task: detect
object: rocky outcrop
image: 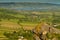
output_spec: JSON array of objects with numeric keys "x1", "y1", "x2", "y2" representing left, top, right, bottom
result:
[{"x1": 32, "y1": 22, "x2": 60, "y2": 40}]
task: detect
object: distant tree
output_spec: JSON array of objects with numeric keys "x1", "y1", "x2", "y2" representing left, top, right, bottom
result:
[
  {"x1": 0, "y1": 19, "x2": 2, "y2": 21},
  {"x1": 17, "y1": 19, "x2": 21, "y2": 25}
]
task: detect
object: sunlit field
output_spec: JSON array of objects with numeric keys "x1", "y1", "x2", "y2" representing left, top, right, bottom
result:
[{"x1": 0, "y1": 8, "x2": 60, "y2": 40}]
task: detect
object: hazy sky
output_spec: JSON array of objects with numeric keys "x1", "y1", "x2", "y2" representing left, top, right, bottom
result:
[{"x1": 0, "y1": 0, "x2": 60, "y2": 4}]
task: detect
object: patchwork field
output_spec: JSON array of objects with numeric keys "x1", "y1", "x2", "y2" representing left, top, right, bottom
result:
[{"x1": 0, "y1": 8, "x2": 60, "y2": 40}]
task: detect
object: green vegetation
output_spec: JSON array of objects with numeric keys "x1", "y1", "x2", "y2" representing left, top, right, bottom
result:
[
  {"x1": 4, "y1": 28, "x2": 34, "y2": 40},
  {"x1": 0, "y1": 8, "x2": 60, "y2": 40},
  {"x1": 46, "y1": 33, "x2": 60, "y2": 40}
]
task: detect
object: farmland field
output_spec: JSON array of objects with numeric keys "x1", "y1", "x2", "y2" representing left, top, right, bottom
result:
[{"x1": 0, "y1": 8, "x2": 60, "y2": 40}]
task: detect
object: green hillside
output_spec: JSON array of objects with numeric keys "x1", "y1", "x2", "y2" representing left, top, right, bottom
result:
[{"x1": 0, "y1": 8, "x2": 60, "y2": 40}]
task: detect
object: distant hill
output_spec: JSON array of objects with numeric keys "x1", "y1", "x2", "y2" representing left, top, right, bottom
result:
[{"x1": 0, "y1": 2, "x2": 60, "y2": 11}]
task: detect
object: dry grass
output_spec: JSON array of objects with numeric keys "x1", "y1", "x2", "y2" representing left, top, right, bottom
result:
[{"x1": 0, "y1": 20, "x2": 37, "y2": 30}]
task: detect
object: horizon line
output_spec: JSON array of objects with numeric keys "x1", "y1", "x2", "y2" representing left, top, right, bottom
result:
[{"x1": 0, "y1": 2, "x2": 60, "y2": 4}]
